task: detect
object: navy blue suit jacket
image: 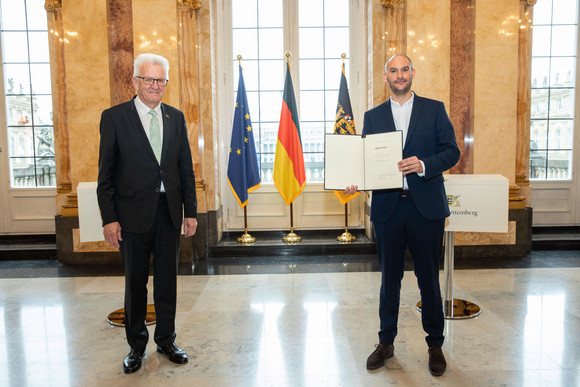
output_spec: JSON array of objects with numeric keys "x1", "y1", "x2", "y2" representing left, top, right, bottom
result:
[
  {"x1": 97, "y1": 97, "x2": 197, "y2": 233},
  {"x1": 363, "y1": 94, "x2": 460, "y2": 222}
]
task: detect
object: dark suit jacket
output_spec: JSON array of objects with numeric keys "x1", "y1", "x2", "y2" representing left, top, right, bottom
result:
[
  {"x1": 363, "y1": 94, "x2": 460, "y2": 222},
  {"x1": 97, "y1": 97, "x2": 197, "y2": 233}
]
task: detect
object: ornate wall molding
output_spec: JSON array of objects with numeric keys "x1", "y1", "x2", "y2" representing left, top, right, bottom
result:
[
  {"x1": 525, "y1": 0, "x2": 537, "y2": 5},
  {"x1": 177, "y1": 0, "x2": 201, "y2": 11},
  {"x1": 44, "y1": 0, "x2": 62, "y2": 12},
  {"x1": 381, "y1": 0, "x2": 406, "y2": 8}
]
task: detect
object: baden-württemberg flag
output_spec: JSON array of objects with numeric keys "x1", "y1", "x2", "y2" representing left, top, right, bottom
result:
[
  {"x1": 273, "y1": 62, "x2": 306, "y2": 205},
  {"x1": 227, "y1": 64, "x2": 261, "y2": 208},
  {"x1": 334, "y1": 62, "x2": 360, "y2": 204}
]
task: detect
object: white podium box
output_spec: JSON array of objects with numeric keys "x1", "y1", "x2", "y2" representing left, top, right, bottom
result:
[
  {"x1": 418, "y1": 174, "x2": 509, "y2": 320},
  {"x1": 77, "y1": 182, "x2": 104, "y2": 242},
  {"x1": 444, "y1": 174, "x2": 509, "y2": 233}
]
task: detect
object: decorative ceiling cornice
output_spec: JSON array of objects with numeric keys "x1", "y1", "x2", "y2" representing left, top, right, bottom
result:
[
  {"x1": 381, "y1": 0, "x2": 406, "y2": 8},
  {"x1": 44, "y1": 0, "x2": 62, "y2": 12},
  {"x1": 177, "y1": 0, "x2": 202, "y2": 11}
]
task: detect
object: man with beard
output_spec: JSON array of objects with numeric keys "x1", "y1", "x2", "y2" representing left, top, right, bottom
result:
[{"x1": 344, "y1": 54, "x2": 460, "y2": 376}]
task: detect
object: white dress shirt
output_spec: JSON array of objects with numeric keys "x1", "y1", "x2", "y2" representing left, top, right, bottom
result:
[
  {"x1": 390, "y1": 92, "x2": 425, "y2": 189},
  {"x1": 134, "y1": 96, "x2": 165, "y2": 192}
]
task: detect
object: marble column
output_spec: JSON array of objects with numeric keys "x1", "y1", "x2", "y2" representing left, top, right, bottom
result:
[
  {"x1": 449, "y1": 0, "x2": 475, "y2": 174},
  {"x1": 514, "y1": 0, "x2": 536, "y2": 208},
  {"x1": 106, "y1": 0, "x2": 135, "y2": 105},
  {"x1": 372, "y1": 1, "x2": 407, "y2": 107},
  {"x1": 45, "y1": 0, "x2": 72, "y2": 215}
]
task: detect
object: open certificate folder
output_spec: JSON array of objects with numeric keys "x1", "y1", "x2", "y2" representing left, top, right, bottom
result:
[{"x1": 324, "y1": 131, "x2": 404, "y2": 191}]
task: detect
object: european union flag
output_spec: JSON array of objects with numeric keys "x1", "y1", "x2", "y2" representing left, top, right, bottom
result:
[{"x1": 227, "y1": 65, "x2": 261, "y2": 207}]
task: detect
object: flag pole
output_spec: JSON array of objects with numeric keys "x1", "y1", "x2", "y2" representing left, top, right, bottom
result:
[
  {"x1": 237, "y1": 205, "x2": 256, "y2": 244},
  {"x1": 283, "y1": 202, "x2": 301, "y2": 243},
  {"x1": 335, "y1": 53, "x2": 356, "y2": 243},
  {"x1": 281, "y1": 51, "x2": 301, "y2": 243}
]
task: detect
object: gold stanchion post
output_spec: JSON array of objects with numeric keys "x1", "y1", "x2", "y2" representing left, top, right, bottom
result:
[
  {"x1": 337, "y1": 203, "x2": 356, "y2": 242},
  {"x1": 283, "y1": 202, "x2": 301, "y2": 242},
  {"x1": 237, "y1": 206, "x2": 256, "y2": 244}
]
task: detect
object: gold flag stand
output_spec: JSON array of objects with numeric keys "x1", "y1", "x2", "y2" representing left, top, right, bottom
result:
[
  {"x1": 283, "y1": 202, "x2": 301, "y2": 243},
  {"x1": 237, "y1": 206, "x2": 256, "y2": 244},
  {"x1": 337, "y1": 203, "x2": 356, "y2": 243}
]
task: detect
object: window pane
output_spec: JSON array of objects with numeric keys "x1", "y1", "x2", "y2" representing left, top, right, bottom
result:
[
  {"x1": 549, "y1": 89, "x2": 574, "y2": 118},
  {"x1": 533, "y1": 0, "x2": 552, "y2": 25},
  {"x1": 300, "y1": 90, "x2": 324, "y2": 121},
  {"x1": 530, "y1": 89, "x2": 549, "y2": 119},
  {"x1": 258, "y1": 0, "x2": 282, "y2": 28},
  {"x1": 304, "y1": 153, "x2": 324, "y2": 183},
  {"x1": 324, "y1": 0, "x2": 349, "y2": 27},
  {"x1": 325, "y1": 27, "x2": 349, "y2": 58},
  {"x1": 27, "y1": 31, "x2": 50, "y2": 62},
  {"x1": 26, "y1": 0, "x2": 48, "y2": 30},
  {"x1": 34, "y1": 157, "x2": 56, "y2": 186},
  {"x1": 548, "y1": 119, "x2": 573, "y2": 150},
  {"x1": 4, "y1": 64, "x2": 31, "y2": 94},
  {"x1": 258, "y1": 59, "x2": 284, "y2": 91},
  {"x1": 258, "y1": 28, "x2": 283, "y2": 59},
  {"x1": 325, "y1": 59, "x2": 344, "y2": 90},
  {"x1": 0, "y1": 0, "x2": 26, "y2": 30},
  {"x1": 232, "y1": 0, "x2": 257, "y2": 28},
  {"x1": 551, "y1": 25, "x2": 577, "y2": 56},
  {"x1": 259, "y1": 91, "x2": 283, "y2": 122},
  {"x1": 10, "y1": 157, "x2": 35, "y2": 187},
  {"x1": 300, "y1": 59, "x2": 324, "y2": 90},
  {"x1": 531, "y1": 120, "x2": 548, "y2": 149},
  {"x1": 550, "y1": 57, "x2": 575, "y2": 87},
  {"x1": 31, "y1": 95, "x2": 53, "y2": 125},
  {"x1": 546, "y1": 150, "x2": 572, "y2": 179},
  {"x1": 8, "y1": 127, "x2": 34, "y2": 157},
  {"x1": 299, "y1": 0, "x2": 323, "y2": 27},
  {"x1": 235, "y1": 60, "x2": 259, "y2": 91},
  {"x1": 531, "y1": 57, "x2": 549, "y2": 88},
  {"x1": 35, "y1": 126, "x2": 54, "y2": 157},
  {"x1": 6, "y1": 95, "x2": 33, "y2": 126},
  {"x1": 299, "y1": 28, "x2": 324, "y2": 58},
  {"x1": 530, "y1": 149, "x2": 546, "y2": 179},
  {"x1": 325, "y1": 89, "x2": 339, "y2": 122},
  {"x1": 2, "y1": 32, "x2": 29, "y2": 62},
  {"x1": 233, "y1": 29, "x2": 258, "y2": 59},
  {"x1": 552, "y1": 0, "x2": 577, "y2": 25},
  {"x1": 30, "y1": 63, "x2": 52, "y2": 94},
  {"x1": 532, "y1": 26, "x2": 551, "y2": 57}
]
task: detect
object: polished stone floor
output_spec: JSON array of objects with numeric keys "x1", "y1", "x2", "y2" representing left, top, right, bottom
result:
[{"x1": 1, "y1": 251, "x2": 580, "y2": 386}]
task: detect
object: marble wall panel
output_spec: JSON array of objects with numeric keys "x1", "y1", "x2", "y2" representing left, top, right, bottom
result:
[
  {"x1": 406, "y1": 0, "x2": 451, "y2": 106},
  {"x1": 62, "y1": 1, "x2": 110, "y2": 187},
  {"x1": 474, "y1": 1, "x2": 519, "y2": 183},
  {"x1": 132, "y1": 0, "x2": 180, "y2": 108}
]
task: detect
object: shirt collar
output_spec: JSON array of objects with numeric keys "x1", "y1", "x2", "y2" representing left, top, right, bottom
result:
[
  {"x1": 390, "y1": 91, "x2": 415, "y2": 109},
  {"x1": 134, "y1": 96, "x2": 162, "y2": 116}
]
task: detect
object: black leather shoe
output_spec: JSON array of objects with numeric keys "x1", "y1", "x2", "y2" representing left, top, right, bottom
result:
[
  {"x1": 123, "y1": 348, "x2": 145, "y2": 374},
  {"x1": 157, "y1": 343, "x2": 188, "y2": 364},
  {"x1": 366, "y1": 343, "x2": 394, "y2": 370},
  {"x1": 428, "y1": 346, "x2": 446, "y2": 376}
]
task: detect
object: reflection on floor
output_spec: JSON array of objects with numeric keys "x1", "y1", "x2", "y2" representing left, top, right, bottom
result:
[{"x1": 1, "y1": 250, "x2": 579, "y2": 386}]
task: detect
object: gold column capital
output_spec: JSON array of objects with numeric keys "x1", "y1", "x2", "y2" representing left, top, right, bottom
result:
[
  {"x1": 522, "y1": 0, "x2": 537, "y2": 5},
  {"x1": 178, "y1": 0, "x2": 202, "y2": 11},
  {"x1": 381, "y1": 0, "x2": 406, "y2": 8},
  {"x1": 44, "y1": 0, "x2": 62, "y2": 12}
]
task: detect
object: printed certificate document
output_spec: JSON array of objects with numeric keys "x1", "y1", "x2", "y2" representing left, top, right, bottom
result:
[{"x1": 324, "y1": 131, "x2": 403, "y2": 191}]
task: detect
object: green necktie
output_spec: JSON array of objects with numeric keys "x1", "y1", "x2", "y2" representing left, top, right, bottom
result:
[{"x1": 148, "y1": 109, "x2": 161, "y2": 162}]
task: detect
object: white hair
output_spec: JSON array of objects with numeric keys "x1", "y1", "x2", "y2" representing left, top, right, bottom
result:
[
  {"x1": 384, "y1": 54, "x2": 413, "y2": 73},
  {"x1": 134, "y1": 53, "x2": 169, "y2": 79}
]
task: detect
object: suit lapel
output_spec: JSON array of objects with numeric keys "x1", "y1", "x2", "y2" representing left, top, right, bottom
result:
[
  {"x1": 125, "y1": 98, "x2": 159, "y2": 164},
  {"x1": 405, "y1": 94, "x2": 422, "y2": 147},
  {"x1": 160, "y1": 104, "x2": 172, "y2": 165},
  {"x1": 381, "y1": 100, "x2": 397, "y2": 133}
]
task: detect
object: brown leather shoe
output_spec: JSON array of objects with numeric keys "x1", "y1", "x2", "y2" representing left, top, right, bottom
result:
[
  {"x1": 428, "y1": 346, "x2": 446, "y2": 376},
  {"x1": 366, "y1": 343, "x2": 394, "y2": 370}
]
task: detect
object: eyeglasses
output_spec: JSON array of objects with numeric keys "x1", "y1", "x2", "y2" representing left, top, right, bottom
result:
[{"x1": 136, "y1": 76, "x2": 168, "y2": 86}]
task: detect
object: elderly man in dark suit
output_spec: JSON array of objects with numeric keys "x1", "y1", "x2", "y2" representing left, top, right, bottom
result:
[
  {"x1": 345, "y1": 54, "x2": 460, "y2": 376},
  {"x1": 97, "y1": 53, "x2": 197, "y2": 374}
]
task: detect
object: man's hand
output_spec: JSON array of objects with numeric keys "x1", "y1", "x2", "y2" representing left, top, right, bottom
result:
[
  {"x1": 183, "y1": 217, "x2": 198, "y2": 237},
  {"x1": 344, "y1": 185, "x2": 359, "y2": 195},
  {"x1": 103, "y1": 221, "x2": 122, "y2": 249},
  {"x1": 398, "y1": 156, "x2": 423, "y2": 175}
]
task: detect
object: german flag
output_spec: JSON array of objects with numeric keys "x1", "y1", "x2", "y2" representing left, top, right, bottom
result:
[
  {"x1": 334, "y1": 62, "x2": 360, "y2": 204},
  {"x1": 273, "y1": 62, "x2": 306, "y2": 205}
]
